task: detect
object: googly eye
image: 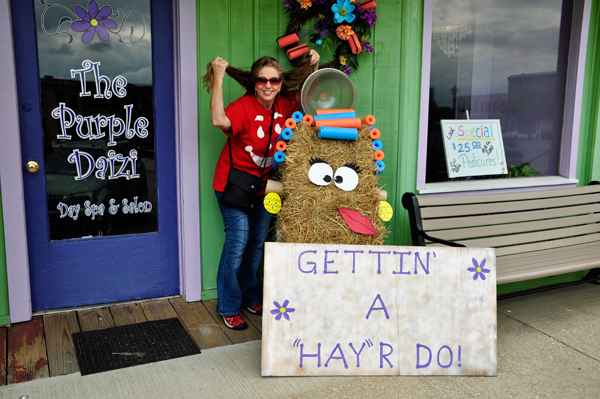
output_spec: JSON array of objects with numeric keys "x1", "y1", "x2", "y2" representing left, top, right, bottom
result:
[
  {"x1": 308, "y1": 162, "x2": 333, "y2": 186},
  {"x1": 334, "y1": 166, "x2": 359, "y2": 191}
]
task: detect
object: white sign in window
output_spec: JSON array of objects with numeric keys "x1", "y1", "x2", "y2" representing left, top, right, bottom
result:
[{"x1": 440, "y1": 119, "x2": 507, "y2": 178}]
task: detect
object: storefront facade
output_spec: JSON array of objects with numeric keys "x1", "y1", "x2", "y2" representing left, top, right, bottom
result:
[{"x1": 1, "y1": 0, "x2": 599, "y2": 324}]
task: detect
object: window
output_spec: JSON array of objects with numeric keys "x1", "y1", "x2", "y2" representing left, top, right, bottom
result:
[{"x1": 418, "y1": 0, "x2": 590, "y2": 191}]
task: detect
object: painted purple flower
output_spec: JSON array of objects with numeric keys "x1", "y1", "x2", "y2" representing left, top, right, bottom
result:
[
  {"x1": 360, "y1": 9, "x2": 377, "y2": 27},
  {"x1": 71, "y1": 1, "x2": 117, "y2": 43},
  {"x1": 282, "y1": 0, "x2": 294, "y2": 10},
  {"x1": 341, "y1": 65, "x2": 352, "y2": 75},
  {"x1": 468, "y1": 258, "x2": 490, "y2": 281},
  {"x1": 364, "y1": 41, "x2": 374, "y2": 53},
  {"x1": 270, "y1": 300, "x2": 295, "y2": 321}
]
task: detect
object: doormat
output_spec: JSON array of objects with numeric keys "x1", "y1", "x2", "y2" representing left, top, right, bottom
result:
[{"x1": 72, "y1": 318, "x2": 200, "y2": 375}]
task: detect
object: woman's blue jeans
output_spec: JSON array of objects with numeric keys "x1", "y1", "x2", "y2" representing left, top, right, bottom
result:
[{"x1": 214, "y1": 191, "x2": 271, "y2": 316}]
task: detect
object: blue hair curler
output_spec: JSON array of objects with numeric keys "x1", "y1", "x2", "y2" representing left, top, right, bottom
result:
[
  {"x1": 372, "y1": 140, "x2": 383, "y2": 150},
  {"x1": 318, "y1": 126, "x2": 358, "y2": 141},
  {"x1": 273, "y1": 151, "x2": 286, "y2": 171},
  {"x1": 369, "y1": 125, "x2": 375, "y2": 130},
  {"x1": 278, "y1": 128, "x2": 293, "y2": 142},
  {"x1": 375, "y1": 160, "x2": 385, "y2": 174},
  {"x1": 292, "y1": 111, "x2": 303, "y2": 123},
  {"x1": 313, "y1": 112, "x2": 357, "y2": 120}
]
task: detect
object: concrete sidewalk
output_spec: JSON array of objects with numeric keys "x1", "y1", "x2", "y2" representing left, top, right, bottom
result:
[{"x1": 2, "y1": 283, "x2": 599, "y2": 399}]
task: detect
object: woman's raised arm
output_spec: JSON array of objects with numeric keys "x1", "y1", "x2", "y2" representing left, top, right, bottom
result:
[{"x1": 210, "y1": 57, "x2": 233, "y2": 131}]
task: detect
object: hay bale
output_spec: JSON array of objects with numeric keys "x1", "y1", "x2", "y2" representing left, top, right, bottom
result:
[{"x1": 277, "y1": 123, "x2": 388, "y2": 245}]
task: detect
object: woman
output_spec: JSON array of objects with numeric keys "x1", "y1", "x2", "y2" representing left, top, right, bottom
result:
[{"x1": 203, "y1": 50, "x2": 320, "y2": 330}]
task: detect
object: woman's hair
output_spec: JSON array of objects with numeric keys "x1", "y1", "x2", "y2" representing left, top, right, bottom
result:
[{"x1": 202, "y1": 55, "x2": 315, "y2": 95}]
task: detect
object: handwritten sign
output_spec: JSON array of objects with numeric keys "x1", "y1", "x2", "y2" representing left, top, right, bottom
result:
[
  {"x1": 440, "y1": 119, "x2": 507, "y2": 178},
  {"x1": 262, "y1": 243, "x2": 497, "y2": 376}
]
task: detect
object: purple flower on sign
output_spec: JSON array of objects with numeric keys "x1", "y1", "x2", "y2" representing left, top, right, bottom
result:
[
  {"x1": 270, "y1": 300, "x2": 295, "y2": 321},
  {"x1": 364, "y1": 41, "x2": 374, "y2": 53},
  {"x1": 71, "y1": 1, "x2": 118, "y2": 43},
  {"x1": 468, "y1": 258, "x2": 490, "y2": 281}
]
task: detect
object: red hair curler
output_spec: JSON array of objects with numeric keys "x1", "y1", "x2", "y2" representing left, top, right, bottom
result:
[
  {"x1": 285, "y1": 118, "x2": 297, "y2": 129},
  {"x1": 314, "y1": 118, "x2": 362, "y2": 129},
  {"x1": 277, "y1": 33, "x2": 299, "y2": 48},
  {"x1": 287, "y1": 44, "x2": 309, "y2": 60},
  {"x1": 303, "y1": 114, "x2": 314, "y2": 126},
  {"x1": 349, "y1": 33, "x2": 363, "y2": 55},
  {"x1": 316, "y1": 109, "x2": 355, "y2": 115},
  {"x1": 369, "y1": 128, "x2": 381, "y2": 140},
  {"x1": 374, "y1": 150, "x2": 385, "y2": 161},
  {"x1": 360, "y1": 0, "x2": 377, "y2": 10},
  {"x1": 362, "y1": 115, "x2": 376, "y2": 126},
  {"x1": 276, "y1": 141, "x2": 287, "y2": 152}
]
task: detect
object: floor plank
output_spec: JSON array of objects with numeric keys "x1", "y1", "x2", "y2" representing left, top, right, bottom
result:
[
  {"x1": 43, "y1": 312, "x2": 80, "y2": 377},
  {"x1": 0, "y1": 327, "x2": 6, "y2": 386},
  {"x1": 202, "y1": 300, "x2": 261, "y2": 344},
  {"x1": 139, "y1": 299, "x2": 178, "y2": 321},
  {"x1": 7, "y1": 317, "x2": 49, "y2": 384},
  {"x1": 77, "y1": 307, "x2": 115, "y2": 332},
  {"x1": 110, "y1": 303, "x2": 148, "y2": 326},
  {"x1": 169, "y1": 298, "x2": 232, "y2": 350}
]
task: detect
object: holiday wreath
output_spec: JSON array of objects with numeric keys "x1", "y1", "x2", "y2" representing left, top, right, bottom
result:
[{"x1": 280, "y1": 0, "x2": 377, "y2": 74}]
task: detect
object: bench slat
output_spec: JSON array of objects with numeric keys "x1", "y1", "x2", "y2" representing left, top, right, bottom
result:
[
  {"x1": 499, "y1": 241, "x2": 600, "y2": 266},
  {"x1": 452, "y1": 223, "x2": 600, "y2": 249},
  {"x1": 417, "y1": 184, "x2": 600, "y2": 207},
  {"x1": 493, "y1": 234, "x2": 600, "y2": 256},
  {"x1": 426, "y1": 213, "x2": 600, "y2": 241},
  {"x1": 422, "y1": 203, "x2": 600, "y2": 230},
  {"x1": 420, "y1": 192, "x2": 600, "y2": 219},
  {"x1": 497, "y1": 258, "x2": 600, "y2": 284}
]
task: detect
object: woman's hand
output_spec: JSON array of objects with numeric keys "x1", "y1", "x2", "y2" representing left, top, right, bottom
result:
[
  {"x1": 211, "y1": 57, "x2": 229, "y2": 82},
  {"x1": 308, "y1": 49, "x2": 320, "y2": 72}
]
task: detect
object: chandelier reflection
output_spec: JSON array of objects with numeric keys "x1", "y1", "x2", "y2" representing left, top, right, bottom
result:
[{"x1": 432, "y1": 26, "x2": 471, "y2": 56}]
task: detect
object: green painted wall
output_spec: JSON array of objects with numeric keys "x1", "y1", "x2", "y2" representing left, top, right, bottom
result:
[
  {"x1": 196, "y1": 0, "x2": 600, "y2": 299},
  {"x1": 197, "y1": 0, "x2": 423, "y2": 298},
  {"x1": 0, "y1": 185, "x2": 11, "y2": 325}
]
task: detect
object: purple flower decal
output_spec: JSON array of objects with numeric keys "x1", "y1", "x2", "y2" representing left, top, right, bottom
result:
[
  {"x1": 270, "y1": 300, "x2": 296, "y2": 321},
  {"x1": 342, "y1": 65, "x2": 352, "y2": 75},
  {"x1": 468, "y1": 258, "x2": 490, "y2": 281},
  {"x1": 71, "y1": 1, "x2": 117, "y2": 43},
  {"x1": 364, "y1": 41, "x2": 374, "y2": 53},
  {"x1": 360, "y1": 9, "x2": 377, "y2": 27}
]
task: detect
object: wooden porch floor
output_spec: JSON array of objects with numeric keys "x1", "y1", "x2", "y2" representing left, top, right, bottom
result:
[{"x1": 0, "y1": 298, "x2": 261, "y2": 385}]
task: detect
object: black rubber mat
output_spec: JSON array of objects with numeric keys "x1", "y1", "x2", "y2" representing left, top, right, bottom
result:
[{"x1": 72, "y1": 318, "x2": 200, "y2": 375}]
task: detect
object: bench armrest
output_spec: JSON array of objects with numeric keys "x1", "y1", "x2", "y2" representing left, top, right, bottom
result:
[{"x1": 402, "y1": 192, "x2": 465, "y2": 248}]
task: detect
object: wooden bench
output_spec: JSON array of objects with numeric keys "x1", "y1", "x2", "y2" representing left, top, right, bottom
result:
[{"x1": 402, "y1": 182, "x2": 600, "y2": 288}]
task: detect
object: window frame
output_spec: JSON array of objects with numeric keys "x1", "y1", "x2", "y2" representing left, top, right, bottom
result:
[{"x1": 417, "y1": 0, "x2": 593, "y2": 194}]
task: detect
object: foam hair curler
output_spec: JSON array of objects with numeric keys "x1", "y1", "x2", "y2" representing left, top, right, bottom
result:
[
  {"x1": 314, "y1": 118, "x2": 362, "y2": 129},
  {"x1": 287, "y1": 44, "x2": 309, "y2": 60},
  {"x1": 277, "y1": 33, "x2": 300, "y2": 48},
  {"x1": 292, "y1": 111, "x2": 303, "y2": 123},
  {"x1": 362, "y1": 115, "x2": 376, "y2": 126},
  {"x1": 316, "y1": 109, "x2": 356, "y2": 115},
  {"x1": 369, "y1": 125, "x2": 375, "y2": 130},
  {"x1": 276, "y1": 140, "x2": 287, "y2": 152},
  {"x1": 374, "y1": 150, "x2": 385, "y2": 161},
  {"x1": 278, "y1": 128, "x2": 293, "y2": 141},
  {"x1": 369, "y1": 128, "x2": 381, "y2": 140},
  {"x1": 375, "y1": 160, "x2": 386, "y2": 173},
  {"x1": 273, "y1": 151, "x2": 286, "y2": 171},
  {"x1": 318, "y1": 126, "x2": 358, "y2": 140},
  {"x1": 360, "y1": 0, "x2": 377, "y2": 10},
  {"x1": 349, "y1": 33, "x2": 363, "y2": 55},
  {"x1": 372, "y1": 139, "x2": 383, "y2": 150},
  {"x1": 303, "y1": 114, "x2": 314, "y2": 126},
  {"x1": 314, "y1": 112, "x2": 357, "y2": 120},
  {"x1": 285, "y1": 118, "x2": 297, "y2": 129}
]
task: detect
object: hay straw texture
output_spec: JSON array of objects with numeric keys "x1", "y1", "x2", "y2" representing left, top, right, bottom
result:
[{"x1": 277, "y1": 123, "x2": 388, "y2": 245}]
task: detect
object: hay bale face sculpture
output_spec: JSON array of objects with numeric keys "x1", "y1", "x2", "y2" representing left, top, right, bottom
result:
[{"x1": 274, "y1": 122, "x2": 388, "y2": 245}]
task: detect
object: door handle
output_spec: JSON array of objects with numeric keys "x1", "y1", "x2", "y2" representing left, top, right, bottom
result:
[{"x1": 26, "y1": 161, "x2": 39, "y2": 173}]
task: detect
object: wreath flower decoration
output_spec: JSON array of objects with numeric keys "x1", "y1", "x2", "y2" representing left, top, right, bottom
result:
[{"x1": 281, "y1": 0, "x2": 377, "y2": 74}]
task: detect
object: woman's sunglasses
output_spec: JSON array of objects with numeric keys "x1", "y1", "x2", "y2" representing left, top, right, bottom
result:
[{"x1": 256, "y1": 77, "x2": 281, "y2": 86}]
